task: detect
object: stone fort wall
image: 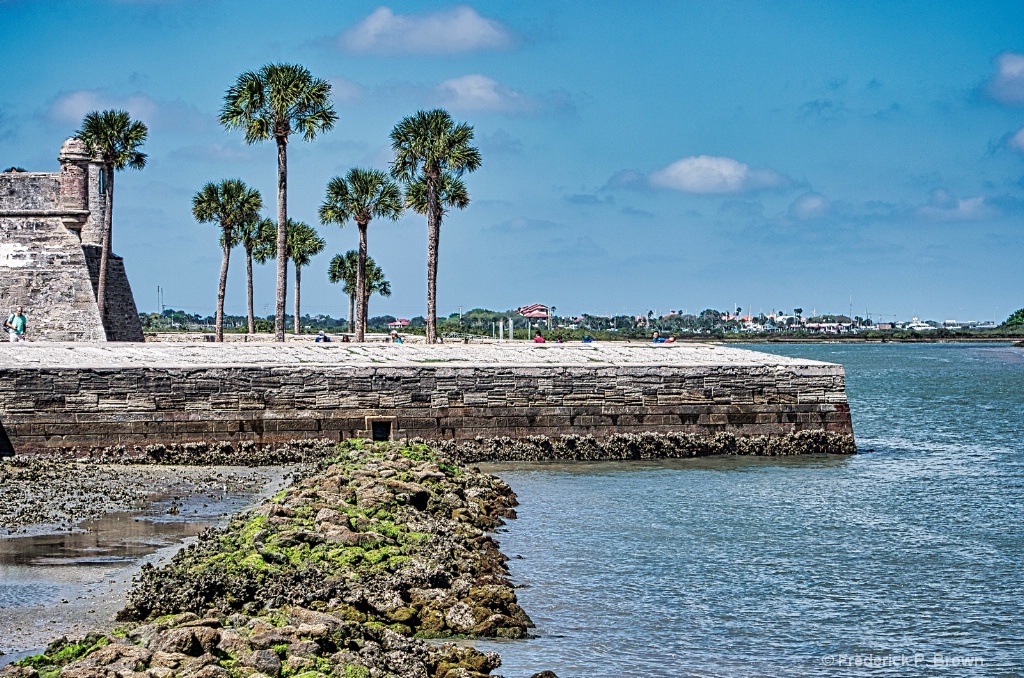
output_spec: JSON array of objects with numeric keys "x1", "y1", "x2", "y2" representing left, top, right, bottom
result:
[
  {"x1": 0, "y1": 345, "x2": 855, "y2": 456},
  {"x1": 0, "y1": 139, "x2": 143, "y2": 341}
]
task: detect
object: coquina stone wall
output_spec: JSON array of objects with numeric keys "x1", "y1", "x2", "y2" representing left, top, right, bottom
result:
[
  {"x1": 0, "y1": 345, "x2": 854, "y2": 456},
  {"x1": 0, "y1": 213, "x2": 107, "y2": 341},
  {"x1": 83, "y1": 245, "x2": 145, "y2": 341},
  {"x1": 0, "y1": 139, "x2": 143, "y2": 341}
]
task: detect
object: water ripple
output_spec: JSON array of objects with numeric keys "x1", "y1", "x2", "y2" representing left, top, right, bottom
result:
[{"x1": 478, "y1": 344, "x2": 1024, "y2": 677}]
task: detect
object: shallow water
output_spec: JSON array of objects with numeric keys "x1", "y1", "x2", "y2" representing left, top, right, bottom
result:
[
  {"x1": 478, "y1": 343, "x2": 1024, "y2": 677},
  {"x1": 0, "y1": 466, "x2": 292, "y2": 657}
]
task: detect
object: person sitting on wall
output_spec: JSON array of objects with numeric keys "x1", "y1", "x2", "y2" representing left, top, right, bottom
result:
[
  {"x1": 533, "y1": 331, "x2": 546, "y2": 343},
  {"x1": 582, "y1": 335, "x2": 594, "y2": 343},
  {"x1": 5, "y1": 306, "x2": 26, "y2": 342},
  {"x1": 390, "y1": 330, "x2": 404, "y2": 344},
  {"x1": 315, "y1": 330, "x2": 331, "y2": 343},
  {"x1": 652, "y1": 330, "x2": 667, "y2": 343}
]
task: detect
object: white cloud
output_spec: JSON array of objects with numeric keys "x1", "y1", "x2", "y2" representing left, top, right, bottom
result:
[
  {"x1": 1008, "y1": 127, "x2": 1024, "y2": 152},
  {"x1": 435, "y1": 74, "x2": 532, "y2": 113},
  {"x1": 47, "y1": 89, "x2": 209, "y2": 131},
  {"x1": 340, "y1": 5, "x2": 515, "y2": 55},
  {"x1": 330, "y1": 77, "x2": 365, "y2": 103},
  {"x1": 917, "y1": 190, "x2": 997, "y2": 222},
  {"x1": 788, "y1": 192, "x2": 831, "y2": 220},
  {"x1": 985, "y1": 52, "x2": 1024, "y2": 105},
  {"x1": 48, "y1": 90, "x2": 158, "y2": 124},
  {"x1": 649, "y1": 155, "x2": 789, "y2": 194}
]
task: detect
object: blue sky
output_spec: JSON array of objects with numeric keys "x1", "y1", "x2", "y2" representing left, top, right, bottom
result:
[{"x1": 2, "y1": 0, "x2": 1023, "y2": 322}]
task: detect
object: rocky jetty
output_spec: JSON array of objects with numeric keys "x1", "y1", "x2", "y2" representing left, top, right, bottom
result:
[{"x1": 1, "y1": 441, "x2": 545, "y2": 678}]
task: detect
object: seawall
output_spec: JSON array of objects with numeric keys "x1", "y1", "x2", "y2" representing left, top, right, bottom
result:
[{"x1": 0, "y1": 343, "x2": 854, "y2": 456}]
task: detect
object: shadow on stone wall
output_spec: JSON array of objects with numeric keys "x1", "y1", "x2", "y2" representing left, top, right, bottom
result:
[
  {"x1": 83, "y1": 244, "x2": 144, "y2": 341},
  {"x1": 0, "y1": 417, "x2": 14, "y2": 457}
]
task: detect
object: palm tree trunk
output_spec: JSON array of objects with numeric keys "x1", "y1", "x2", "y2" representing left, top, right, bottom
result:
[
  {"x1": 245, "y1": 245, "x2": 255, "y2": 334},
  {"x1": 355, "y1": 222, "x2": 367, "y2": 342},
  {"x1": 425, "y1": 174, "x2": 440, "y2": 344},
  {"x1": 96, "y1": 166, "x2": 114, "y2": 337},
  {"x1": 348, "y1": 294, "x2": 355, "y2": 334},
  {"x1": 275, "y1": 135, "x2": 288, "y2": 342},
  {"x1": 363, "y1": 290, "x2": 370, "y2": 338},
  {"x1": 294, "y1": 265, "x2": 301, "y2": 336},
  {"x1": 216, "y1": 230, "x2": 231, "y2": 342}
]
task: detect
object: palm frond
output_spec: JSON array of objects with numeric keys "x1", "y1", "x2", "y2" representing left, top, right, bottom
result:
[
  {"x1": 192, "y1": 179, "x2": 263, "y2": 249},
  {"x1": 320, "y1": 168, "x2": 404, "y2": 227},
  {"x1": 221, "y1": 63, "x2": 337, "y2": 144},
  {"x1": 251, "y1": 217, "x2": 279, "y2": 264},
  {"x1": 405, "y1": 172, "x2": 470, "y2": 218},
  {"x1": 76, "y1": 109, "x2": 149, "y2": 171}
]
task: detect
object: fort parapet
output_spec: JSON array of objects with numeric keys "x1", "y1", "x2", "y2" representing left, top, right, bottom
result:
[
  {"x1": 0, "y1": 139, "x2": 143, "y2": 341},
  {"x1": 0, "y1": 343, "x2": 855, "y2": 458}
]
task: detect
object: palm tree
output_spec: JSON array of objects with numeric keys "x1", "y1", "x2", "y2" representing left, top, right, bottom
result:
[
  {"x1": 235, "y1": 215, "x2": 276, "y2": 334},
  {"x1": 220, "y1": 63, "x2": 337, "y2": 342},
  {"x1": 318, "y1": 169, "x2": 403, "y2": 342},
  {"x1": 76, "y1": 110, "x2": 148, "y2": 324},
  {"x1": 287, "y1": 220, "x2": 326, "y2": 335},
  {"x1": 389, "y1": 109, "x2": 481, "y2": 344},
  {"x1": 327, "y1": 250, "x2": 359, "y2": 333},
  {"x1": 255, "y1": 219, "x2": 325, "y2": 335},
  {"x1": 404, "y1": 171, "x2": 470, "y2": 217},
  {"x1": 191, "y1": 180, "x2": 263, "y2": 341},
  {"x1": 328, "y1": 252, "x2": 391, "y2": 336}
]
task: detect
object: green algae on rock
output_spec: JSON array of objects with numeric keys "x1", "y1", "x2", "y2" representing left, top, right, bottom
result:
[
  {"x1": 5, "y1": 609, "x2": 503, "y2": 678},
  {"x1": 2, "y1": 441, "x2": 539, "y2": 678},
  {"x1": 117, "y1": 441, "x2": 530, "y2": 640}
]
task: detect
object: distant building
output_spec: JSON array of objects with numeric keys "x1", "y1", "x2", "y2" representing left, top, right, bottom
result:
[
  {"x1": 386, "y1": 318, "x2": 410, "y2": 329},
  {"x1": 515, "y1": 303, "x2": 550, "y2": 320}
]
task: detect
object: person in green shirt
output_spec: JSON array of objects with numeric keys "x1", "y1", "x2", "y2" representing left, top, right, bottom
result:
[{"x1": 5, "y1": 306, "x2": 26, "y2": 342}]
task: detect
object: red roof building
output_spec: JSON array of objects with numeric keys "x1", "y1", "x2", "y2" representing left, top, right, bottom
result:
[{"x1": 515, "y1": 304, "x2": 550, "y2": 319}]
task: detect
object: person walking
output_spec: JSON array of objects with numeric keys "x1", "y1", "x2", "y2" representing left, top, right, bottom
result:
[{"x1": 5, "y1": 306, "x2": 26, "y2": 342}]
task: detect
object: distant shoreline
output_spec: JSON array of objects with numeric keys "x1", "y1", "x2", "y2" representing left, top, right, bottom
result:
[{"x1": 699, "y1": 336, "x2": 1023, "y2": 345}]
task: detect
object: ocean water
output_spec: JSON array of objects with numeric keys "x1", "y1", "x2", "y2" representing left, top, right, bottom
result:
[{"x1": 477, "y1": 343, "x2": 1024, "y2": 677}]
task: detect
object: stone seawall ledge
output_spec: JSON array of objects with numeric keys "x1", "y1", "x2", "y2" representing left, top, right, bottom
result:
[{"x1": 0, "y1": 342, "x2": 855, "y2": 457}]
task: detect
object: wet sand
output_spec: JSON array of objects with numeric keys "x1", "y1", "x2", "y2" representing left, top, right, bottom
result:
[{"x1": 0, "y1": 462, "x2": 297, "y2": 659}]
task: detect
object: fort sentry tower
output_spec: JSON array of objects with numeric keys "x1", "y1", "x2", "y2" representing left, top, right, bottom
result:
[{"x1": 0, "y1": 138, "x2": 143, "y2": 341}]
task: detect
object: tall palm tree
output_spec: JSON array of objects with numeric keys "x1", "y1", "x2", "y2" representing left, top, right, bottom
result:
[
  {"x1": 389, "y1": 109, "x2": 481, "y2": 344},
  {"x1": 191, "y1": 180, "x2": 263, "y2": 341},
  {"x1": 76, "y1": 110, "x2": 148, "y2": 324},
  {"x1": 318, "y1": 169, "x2": 403, "y2": 342},
  {"x1": 220, "y1": 63, "x2": 337, "y2": 342},
  {"x1": 327, "y1": 250, "x2": 359, "y2": 333},
  {"x1": 235, "y1": 215, "x2": 276, "y2": 334}
]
